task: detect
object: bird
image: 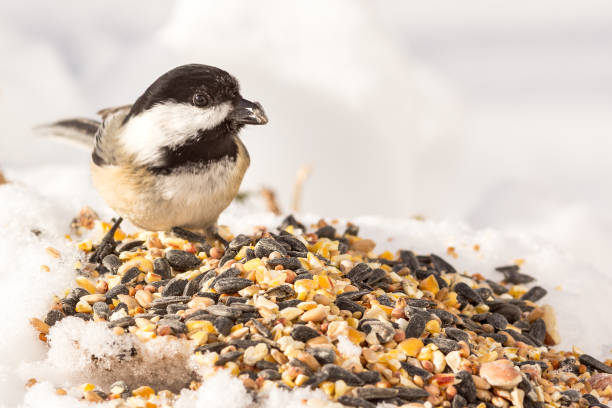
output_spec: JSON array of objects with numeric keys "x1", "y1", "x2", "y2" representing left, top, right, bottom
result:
[{"x1": 38, "y1": 64, "x2": 268, "y2": 243}]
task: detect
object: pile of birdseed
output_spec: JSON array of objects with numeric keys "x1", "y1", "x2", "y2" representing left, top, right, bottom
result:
[{"x1": 29, "y1": 212, "x2": 612, "y2": 408}]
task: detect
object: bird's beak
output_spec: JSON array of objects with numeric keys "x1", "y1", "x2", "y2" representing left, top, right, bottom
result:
[{"x1": 230, "y1": 98, "x2": 268, "y2": 125}]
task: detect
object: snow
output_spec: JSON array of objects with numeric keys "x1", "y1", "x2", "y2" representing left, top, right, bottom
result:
[{"x1": 0, "y1": 0, "x2": 611, "y2": 406}]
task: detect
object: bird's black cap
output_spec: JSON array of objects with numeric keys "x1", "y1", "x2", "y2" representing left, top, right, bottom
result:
[{"x1": 124, "y1": 64, "x2": 241, "y2": 123}]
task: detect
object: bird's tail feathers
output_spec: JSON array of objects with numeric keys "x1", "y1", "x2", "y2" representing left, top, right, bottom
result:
[{"x1": 35, "y1": 118, "x2": 100, "y2": 149}]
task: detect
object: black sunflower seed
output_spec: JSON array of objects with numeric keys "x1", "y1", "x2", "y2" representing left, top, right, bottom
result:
[
  {"x1": 521, "y1": 286, "x2": 548, "y2": 302},
  {"x1": 337, "y1": 290, "x2": 369, "y2": 301},
  {"x1": 102, "y1": 254, "x2": 122, "y2": 273},
  {"x1": 121, "y1": 267, "x2": 141, "y2": 284},
  {"x1": 335, "y1": 297, "x2": 365, "y2": 314},
  {"x1": 153, "y1": 258, "x2": 172, "y2": 280},
  {"x1": 321, "y1": 364, "x2": 364, "y2": 386},
  {"x1": 165, "y1": 249, "x2": 201, "y2": 271},
  {"x1": 206, "y1": 304, "x2": 241, "y2": 318},
  {"x1": 258, "y1": 369, "x2": 281, "y2": 381},
  {"x1": 495, "y1": 265, "x2": 534, "y2": 285},
  {"x1": 315, "y1": 225, "x2": 336, "y2": 239},
  {"x1": 215, "y1": 351, "x2": 243, "y2": 366},
  {"x1": 404, "y1": 313, "x2": 426, "y2": 338},
  {"x1": 107, "y1": 316, "x2": 135, "y2": 328},
  {"x1": 444, "y1": 327, "x2": 470, "y2": 344},
  {"x1": 529, "y1": 319, "x2": 546, "y2": 343},
  {"x1": 214, "y1": 316, "x2": 233, "y2": 336},
  {"x1": 486, "y1": 280, "x2": 508, "y2": 295},
  {"x1": 454, "y1": 282, "x2": 483, "y2": 305},
  {"x1": 116, "y1": 240, "x2": 144, "y2": 252},
  {"x1": 254, "y1": 238, "x2": 287, "y2": 258},
  {"x1": 307, "y1": 347, "x2": 336, "y2": 365},
  {"x1": 213, "y1": 277, "x2": 253, "y2": 294},
  {"x1": 579, "y1": 354, "x2": 612, "y2": 374},
  {"x1": 395, "y1": 386, "x2": 430, "y2": 400},
  {"x1": 337, "y1": 396, "x2": 376, "y2": 408},
  {"x1": 162, "y1": 278, "x2": 188, "y2": 297},
  {"x1": 92, "y1": 302, "x2": 110, "y2": 319},
  {"x1": 487, "y1": 313, "x2": 509, "y2": 330},
  {"x1": 354, "y1": 387, "x2": 398, "y2": 400},
  {"x1": 291, "y1": 325, "x2": 320, "y2": 342},
  {"x1": 267, "y1": 257, "x2": 302, "y2": 270},
  {"x1": 44, "y1": 310, "x2": 64, "y2": 326},
  {"x1": 489, "y1": 302, "x2": 522, "y2": 323},
  {"x1": 151, "y1": 296, "x2": 191, "y2": 308},
  {"x1": 266, "y1": 284, "x2": 296, "y2": 300},
  {"x1": 400, "y1": 362, "x2": 433, "y2": 380},
  {"x1": 157, "y1": 318, "x2": 186, "y2": 334},
  {"x1": 105, "y1": 284, "x2": 129, "y2": 303},
  {"x1": 228, "y1": 234, "x2": 251, "y2": 251},
  {"x1": 355, "y1": 371, "x2": 381, "y2": 385},
  {"x1": 424, "y1": 337, "x2": 460, "y2": 354},
  {"x1": 454, "y1": 371, "x2": 477, "y2": 402}
]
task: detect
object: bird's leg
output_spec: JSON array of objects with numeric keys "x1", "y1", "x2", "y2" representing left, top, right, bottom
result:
[{"x1": 205, "y1": 224, "x2": 228, "y2": 248}]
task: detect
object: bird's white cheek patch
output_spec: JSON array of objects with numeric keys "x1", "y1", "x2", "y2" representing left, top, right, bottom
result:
[{"x1": 121, "y1": 101, "x2": 233, "y2": 165}]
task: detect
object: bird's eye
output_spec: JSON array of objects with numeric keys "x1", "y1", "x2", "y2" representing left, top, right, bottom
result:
[{"x1": 193, "y1": 93, "x2": 209, "y2": 107}]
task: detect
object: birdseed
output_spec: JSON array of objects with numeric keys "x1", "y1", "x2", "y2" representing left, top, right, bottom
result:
[{"x1": 32, "y1": 214, "x2": 612, "y2": 407}]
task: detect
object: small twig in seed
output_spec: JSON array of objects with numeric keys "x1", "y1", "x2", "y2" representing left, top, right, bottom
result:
[{"x1": 291, "y1": 165, "x2": 312, "y2": 213}]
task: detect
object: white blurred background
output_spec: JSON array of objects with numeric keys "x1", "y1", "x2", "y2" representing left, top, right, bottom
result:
[{"x1": 1, "y1": 0, "x2": 611, "y2": 270}]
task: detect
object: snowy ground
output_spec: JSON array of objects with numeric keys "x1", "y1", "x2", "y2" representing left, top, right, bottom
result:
[{"x1": 0, "y1": 0, "x2": 611, "y2": 406}]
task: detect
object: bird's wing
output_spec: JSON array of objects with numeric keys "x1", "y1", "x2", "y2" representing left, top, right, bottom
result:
[
  {"x1": 97, "y1": 104, "x2": 132, "y2": 121},
  {"x1": 91, "y1": 105, "x2": 133, "y2": 166}
]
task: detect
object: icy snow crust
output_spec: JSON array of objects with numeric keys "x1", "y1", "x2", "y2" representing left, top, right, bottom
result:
[{"x1": 1, "y1": 170, "x2": 611, "y2": 407}]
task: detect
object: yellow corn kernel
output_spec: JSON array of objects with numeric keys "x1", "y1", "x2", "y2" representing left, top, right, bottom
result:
[
  {"x1": 132, "y1": 386, "x2": 155, "y2": 398},
  {"x1": 281, "y1": 370, "x2": 296, "y2": 388},
  {"x1": 320, "y1": 381, "x2": 335, "y2": 397},
  {"x1": 378, "y1": 251, "x2": 394, "y2": 261},
  {"x1": 75, "y1": 300, "x2": 92, "y2": 313},
  {"x1": 82, "y1": 383, "x2": 95, "y2": 392},
  {"x1": 243, "y1": 258, "x2": 263, "y2": 272},
  {"x1": 118, "y1": 257, "x2": 153, "y2": 275},
  {"x1": 417, "y1": 345, "x2": 433, "y2": 361},
  {"x1": 188, "y1": 330, "x2": 208, "y2": 346},
  {"x1": 186, "y1": 320, "x2": 215, "y2": 333},
  {"x1": 444, "y1": 292, "x2": 459, "y2": 308},
  {"x1": 145, "y1": 403, "x2": 157, "y2": 408},
  {"x1": 334, "y1": 380, "x2": 349, "y2": 398},
  {"x1": 225, "y1": 361, "x2": 240, "y2": 376},
  {"x1": 314, "y1": 275, "x2": 331, "y2": 290},
  {"x1": 297, "y1": 301, "x2": 318, "y2": 311},
  {"x1": 235, "y1": 246, "x2": 249, "y2": 261},
  {"x1": 425, "y1": 319, "x2": 441, "y2": 334},
  {"x1": 294, "y1": 279, "x2": 317, "y2": 292},
  {"x1": 230, "y1": 323, "x2": 244, "y2": 333},
  {"x1": 77, "y1": 240, "x2": 93, "y2": 252},
  {"x1": 307, "y1": 253, "x2": 325, "y2": 269},
  {"x1": 419, "y1": 275, "x2": 439, "y2": 295},
  {"x1": 75, "y1": 276, "x2": 96, "y2": 294},
  {"x1": 508, "y1": 285, "x2": 527, "y2": 299},
  {"x1": 346, "y1": 317, "x2": 359, "y2": 329},
  {"x1": 347, "y1": 327, "x2": 366, "y2": 344},
  {"x1": 294, "y1": 374, "x2": 309, "y2": 387},
  {"x1": 475, "y1": 304, "x2": 490, "y2": 313},
  {"x1": 145, "y1": 272, "x2": 162, "y2": 284},
  {"x1": 398, "y1": 338, "x2": 424, "y2": 357}
]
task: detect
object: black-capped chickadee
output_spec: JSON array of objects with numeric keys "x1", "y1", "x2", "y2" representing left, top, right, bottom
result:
[{"x1": 38, "y1": 64, "x2": 268, "y2": 241}]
